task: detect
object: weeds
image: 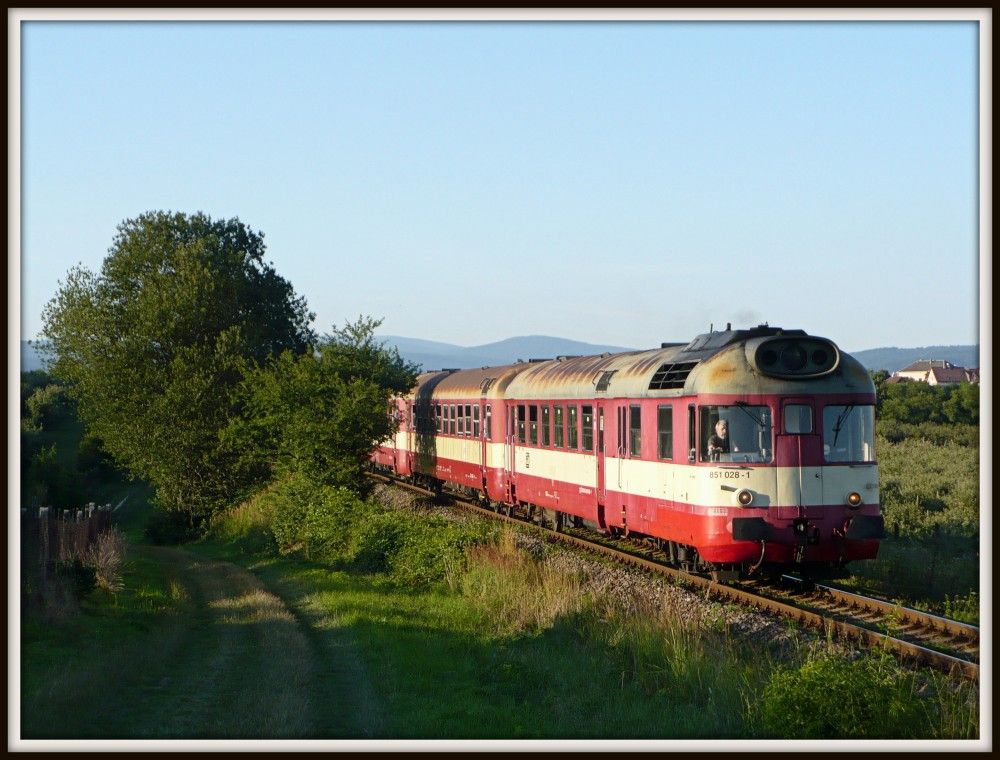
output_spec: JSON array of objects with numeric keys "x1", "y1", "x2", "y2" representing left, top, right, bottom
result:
[{"x1": 85, "y1": 528, "x2": 127, "y2": 593}]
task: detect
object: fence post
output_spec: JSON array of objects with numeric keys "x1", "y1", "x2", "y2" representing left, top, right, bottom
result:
[{"x1": 38, "y1": 507, "x2": 51, "y2": 581}]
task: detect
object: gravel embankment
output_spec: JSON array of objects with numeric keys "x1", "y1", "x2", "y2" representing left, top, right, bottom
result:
[{"x1": 371, "y1": 483, "x2": 837, "y2": 656}]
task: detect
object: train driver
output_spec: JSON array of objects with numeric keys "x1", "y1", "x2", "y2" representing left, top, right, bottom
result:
[{"x1": 707, "y1": 419, "x2": 731, "y2": 460}]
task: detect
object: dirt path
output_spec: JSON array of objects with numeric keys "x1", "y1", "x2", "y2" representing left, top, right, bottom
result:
[{"x1": 24, "y1": 546, "x2": 383, "y2": 739}]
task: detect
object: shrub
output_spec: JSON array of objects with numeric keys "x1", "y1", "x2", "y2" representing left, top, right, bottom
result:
[
  {"x1": 215, "y1": 475, "x2": 494, "y2": 588},
  {"x1": 759, "y1": 650, "x2": 928, "y2": 738},
  {"x1": 54, "y1": 558, "x2": 98, "y2": 600},
  {"x1": 144, "y1": 507, "x2": 195, "y2": 545}
]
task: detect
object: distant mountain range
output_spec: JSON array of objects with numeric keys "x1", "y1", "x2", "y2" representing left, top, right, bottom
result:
[
  {"x1": 378, "y1": 336, "x2": 981, "y2": 374},
  {"x1": 20, "y1": 340, "x2": 51, "y2": 372},
  {"x1": 378, "y1": 335, "x2": 636, "y2": 372},
  {"x1": 846, "y1": 345, "x2": 979, "y2": 374},
  {"x1": 19, "y1": 337, "x2": 980, "y2": 375}
]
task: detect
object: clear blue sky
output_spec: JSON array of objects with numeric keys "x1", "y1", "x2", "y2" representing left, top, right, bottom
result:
[{"x1": 18, "y1": 19, "x2": 982, "y2": 352}]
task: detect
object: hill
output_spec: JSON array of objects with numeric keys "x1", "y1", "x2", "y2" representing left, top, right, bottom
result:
[
  {"x1": 20, "y1": 340, "x2": 51, "y2": 372},
  {"x1": 379, "y1": 335, "x2": 979, "y2": 375},
  {"x1": 22, "y1": 337, "x2": 979, "y2": 376},
  {"x1": 378, "y1": 335, "x2": 637, "y2": 371},
  {"x1": 849, "y1": 345, "x2": 979, "y2": 374}
]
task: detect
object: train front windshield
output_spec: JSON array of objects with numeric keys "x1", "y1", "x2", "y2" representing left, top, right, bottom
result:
[
  {"x1": 699, "y1": 405, "x2": 773, "y2": 463},
  {"x1": 823, "y1": 404, "x2": 876, "y2": 463}
]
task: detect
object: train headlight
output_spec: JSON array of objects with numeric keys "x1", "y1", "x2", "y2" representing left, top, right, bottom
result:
[
  {"x1": 736, "y1": 489, "x2": 754, "y2": 507},
  {"x1": 846, "y1": 492, "x2": 863, "y2": 508}
]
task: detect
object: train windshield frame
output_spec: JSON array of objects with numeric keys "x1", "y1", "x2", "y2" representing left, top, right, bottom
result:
[
  {"x1": 699, "y1": 404, "x2": 773, "y2": 463},
  {"x1": 823, "y1": 404, "x2": 876, "y2": 463}
]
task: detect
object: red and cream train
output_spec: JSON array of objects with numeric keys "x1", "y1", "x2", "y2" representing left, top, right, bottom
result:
[{"x1": 372, "y1": 325, "x2": 884, "y2": 579}]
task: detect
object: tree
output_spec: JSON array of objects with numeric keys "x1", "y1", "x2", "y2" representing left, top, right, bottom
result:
[
  {"x1": 869, "y1": 369, "x2": 890, "y2": 412},
  {"x1": 230, "y1": 316, "x2": 419, "y2": 491},
  {"x1": 42, "y1": 211, "x2": 314, "y2": 527}
]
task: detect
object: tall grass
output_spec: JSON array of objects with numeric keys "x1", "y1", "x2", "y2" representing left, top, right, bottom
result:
[
  {"x1": 454, "y1": 529, "x2": 766, "y2": 736},
  {"x1": 456, "y1": 531, "x2": 587, "y2": 635}
]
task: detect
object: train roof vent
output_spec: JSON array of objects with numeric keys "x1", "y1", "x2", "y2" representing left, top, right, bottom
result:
[
  {"x1": 648, "y1": 361, "x2": 699, "y2": 390},
  {"x1": 595, "y1": 370, "x2": 617, "y2": 392}
]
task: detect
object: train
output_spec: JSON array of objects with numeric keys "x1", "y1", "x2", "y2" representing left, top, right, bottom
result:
[{"x1": 372, "y1": 324, "x2": 884, "y2": 580}]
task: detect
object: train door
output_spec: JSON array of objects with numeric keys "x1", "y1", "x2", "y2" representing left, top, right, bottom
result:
[
  {"x1": 478, "y1": 399, "x2": 488, "y2": 491},
  {"x1": 596, "y1": 402, "x2": 607, "y2": 505},
  {"x1": 775, "y1": 399, "x2": 822, "y2": 508},
  {"x1": 405, "y1": 401, "x2": 415, "y2": 475},
  {"x1": 504, "y1": 402, "x2": 517, "y2": 503}
]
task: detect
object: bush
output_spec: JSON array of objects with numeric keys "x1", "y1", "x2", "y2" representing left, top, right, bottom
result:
[
  {"x1": 759, "y1": 650, "x2": 928, "y2": 738},
  {"x1": 144, "y1": 507, "x2": 195, "y2": 545},
  {"x1": 54, "y1": 558, "x2": 98, "y2": 600},
  {"x1": 215, "y1": 475, "x2": 494, "y2": 588},
  {"x1": 876, "y1": 434, "x2": 978, "y2": 540}
]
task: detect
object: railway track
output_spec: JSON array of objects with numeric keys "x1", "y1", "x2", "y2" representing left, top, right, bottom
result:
[{"x1": 369, "y1": 472, "x2": 980, "y2": 681}]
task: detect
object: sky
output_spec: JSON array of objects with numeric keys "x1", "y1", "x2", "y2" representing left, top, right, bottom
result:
[{"x1": 15, "y1": 14, "x2": 984, "y2": 354}]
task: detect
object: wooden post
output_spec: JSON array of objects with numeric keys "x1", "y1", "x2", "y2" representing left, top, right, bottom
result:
[{"x1": 38, "y1": 507, "x2": 51, "y2": 581}]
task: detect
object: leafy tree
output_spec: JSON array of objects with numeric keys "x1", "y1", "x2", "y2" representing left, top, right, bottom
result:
[
  {"x1": 230, "y1": 316, "x2": 418, "y2": 492},
  {"x1": 941, "y1": 382, "x2": 979, "y2": 425},
  {"x1": 41, "y1": 211, "x2": 314, "y2": 527},
  {"x1": 869, "y1": 369, "x2": 890, "y2": 412},
  {"x1": 22, "y1": 383, "x2": 70, "y2": 430},
  {"x1": 878, "y1": 378, "x2": 980, "y2": 426}
]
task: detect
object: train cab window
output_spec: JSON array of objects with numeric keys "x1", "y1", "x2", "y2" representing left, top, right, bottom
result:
[
  {"x1": 529, "y1": 405, "x2": 538, "y2": 445},
  {"x1": 657, "y1": 405, "x2": 673, "y2": 460},
  {"x1": 517, "y1": 405, "x2": 526, "y2": 444},
  {"x1": 823, "y1": 404, "x2": 876, "y2": 463},
  {"x1": 582, "y1": 406, "x2": 594, "y2": 452},
  {"x1": 473, "y1": 405, "x2": 480, "y2": 437},
  {"x1": 699, "y1": 405, "x2": 772, "y2": 463},
  {"x1": 542, "y1": 406, "x2": 551, "y2": 446},
  {"x1": 554, "y1": 405, "x2": 564, "y2": 448},
  {"x1": 784, "y1": 404, "x2": 813, "y2": 434},
  {"x1": 485, "y1": 405, "x2": 491, "y2": 438},
  {"x1": 629, "y1": 405, "x2": 642, "y2": 457},
  {"x1": 434, "y1": 404, "x2": 441, "y2": 433},
  {"x1": 568, "y1": 405, "x2": 578, "y2": 449}
]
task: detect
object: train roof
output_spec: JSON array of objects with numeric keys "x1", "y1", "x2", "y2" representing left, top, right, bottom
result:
[{"x1": 409, "y1": 326, "x2": 875, "y2": 401}]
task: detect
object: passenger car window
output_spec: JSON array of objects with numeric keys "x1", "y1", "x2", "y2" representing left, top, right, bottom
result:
[{"x1": 657, "y1": 405, "x2": 672, "y2": 460}]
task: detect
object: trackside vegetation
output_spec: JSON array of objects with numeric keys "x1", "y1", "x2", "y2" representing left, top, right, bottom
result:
[
  {"x1": 834, "y1": 373, "x2": 981, "y2": 620},
  {"x1": 198, "y1": 482, "x2": 978, "y2": 740}
]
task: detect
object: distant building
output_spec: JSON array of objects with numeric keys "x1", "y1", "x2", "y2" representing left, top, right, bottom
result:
[{"x1": 890, "y1": 359, "x2": 978, "y2": 385}]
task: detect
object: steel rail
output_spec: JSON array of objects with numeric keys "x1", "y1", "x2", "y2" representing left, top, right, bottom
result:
[
  {"x1": 367, "y1": 472, "x2": 979, "y2": 680},
  {"x1": 812, "y1": 583, "x2": 979, "y2": 644}
]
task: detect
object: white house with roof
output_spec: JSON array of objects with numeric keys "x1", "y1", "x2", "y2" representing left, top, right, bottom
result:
[{"x1": 890, "y1": 360, "x2": 978, "y2": 385}]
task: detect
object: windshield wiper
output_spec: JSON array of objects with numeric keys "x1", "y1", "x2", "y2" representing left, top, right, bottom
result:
[
  {"x1": 831, "y1": 404, "x2": 855, "y2": 447},
  {"x1": 733, "y1": 401, "x2": 767, "y2": 429}
]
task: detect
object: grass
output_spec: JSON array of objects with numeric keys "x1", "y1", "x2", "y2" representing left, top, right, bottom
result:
[
  {"x1": 20, "y1": 546, "x2": 191, "y2": 737},
  {"x1": 199, "y1": 540, "x2": 764, "y2": 738},
  {"x1": 840, "y1": 536, "x2": 980, "y2": 622},
  {"x1": 191, "y1": 523, "x2": 978, "y2": 740}
]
